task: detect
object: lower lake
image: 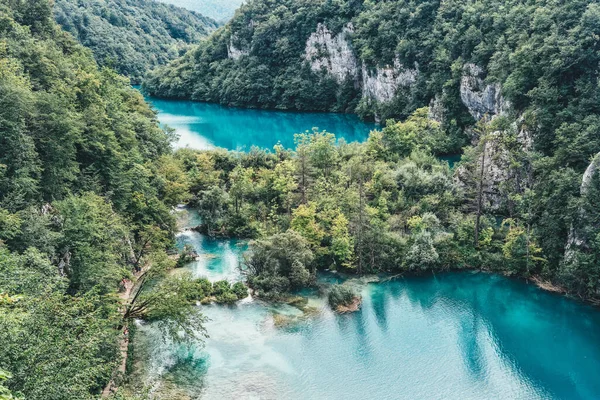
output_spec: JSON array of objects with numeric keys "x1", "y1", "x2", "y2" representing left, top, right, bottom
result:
[
  {"x1": 141, "y1": 95, "x2": 377, "y2": 150},
  {"x1": 130, "y1": 208, "x2": 600, "y2": 400}
]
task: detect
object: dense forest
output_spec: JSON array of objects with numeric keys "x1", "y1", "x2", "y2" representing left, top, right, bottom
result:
[
  {"x1": 54, "y1": 0, "x2": 218, "y2": 83},
  {"x1": 174, "y1": 115, "x2": 599, "y2": 302},
  {"x1": 156, "y1": 0, "x2": 245, "y2": 23},
  {"x1": 0, "y1": 1, "x2": 211, "y2": 398},
  {"x1": 144, "y1": 0, "x2": 600, "y2": 301},
  {"x1": 2, "y1": 0, "x2": 600, "y2": 398}
]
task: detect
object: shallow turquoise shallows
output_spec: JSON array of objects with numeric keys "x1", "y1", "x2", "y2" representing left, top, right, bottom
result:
[
  {"x1": 133, "y1": 209, "x2": 600, "y2": 400},
  {"x1": 142, "y1": 95, "x2": 377, "y2": 150}
]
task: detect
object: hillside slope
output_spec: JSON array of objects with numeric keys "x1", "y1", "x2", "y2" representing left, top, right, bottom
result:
[
  {"x1": 54, "y1": 0, "x2": 218, "y2": 83},
  {"x1": 144, "y1": 0, "x2": 600, "y2": 149},
  {"x1": 0, "y1": 1, "x2": 202, "y2": 398}
]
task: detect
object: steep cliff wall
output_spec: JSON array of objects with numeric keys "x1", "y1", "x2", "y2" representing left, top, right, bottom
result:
[
  {"x1": 361, "y1": 59, "x2": 418, "y2": 104},
  {"x1": 565, "y1": 152, "x2": 600, "y2": 259},
  {"x1": 228, "y1": 35, "x2": 249, "y2": 60},
  {"x1": 304, "y1": 23, "x2": 359, "y2": 84},
  {"x1": 460, "y1": 64, "x2": 509, "y2": 121}
]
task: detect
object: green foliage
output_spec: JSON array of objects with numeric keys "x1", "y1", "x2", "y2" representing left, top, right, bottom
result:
[
  {"x1": 0, "y1": 369, "x2": 22, "y2": 400},
  {"x1": 176, "y1": 244, "x2": 197, "y2": 267},
  {"x1": 54, "y1": 0, "x2": 218, "y2": 82},
  {"x1": 54, "y1": 193, "x2": 130, "y2": 293},
  {"x1": 175, "y1": 276, "x2": 247, "y2": 304},
  {"x1": 244, "y1": 230, "x2": 315, "y2": 297},
  {"x1": 369, "y1": 108, "x2": 451, "y2": 161},
  {"x1": 0, "y1": 289, "x2": 121, "y2": 400},
  {"x1": 232, "y1": 281, "x2": 248, "y2": 298},
  {"x1": 328, "y1": 284, "x2": 359, "y2": 310},
  {"x1": 0, "y1": 3, "x2": 208, "y2": 398}
]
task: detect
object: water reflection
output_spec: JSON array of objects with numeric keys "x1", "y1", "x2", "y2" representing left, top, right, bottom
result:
[
  {"x1": 143, "y1": 96, "x2": 377, "y2": 150},
  {"x1": 132, "y1": 208, "x2": 600, "y2": 399}
]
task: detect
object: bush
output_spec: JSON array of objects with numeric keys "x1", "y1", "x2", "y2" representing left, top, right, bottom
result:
[
  {"x1": 232, "y1": 282, "x2": 248, "y2": 299},
  {"x1": 328, "y1": 284, "x2": 359, "y2": 309},
  {"x1": 211, "y1": 280, "x2": 231, "y2": 296},
  {"x1": 176, "y1": 244, "x2": 197, "y2": 268},
  {"x1": 215, "y1": 291, "x2": 239, "y2": 304}
]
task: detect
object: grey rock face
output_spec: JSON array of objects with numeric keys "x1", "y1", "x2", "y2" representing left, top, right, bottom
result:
[
  {"x1": 227, "y1": 36, "x2": 249, "y2": 60},
  {"x1": 581, "y1": 153, "x2": 600, "y2": 196},
  {"x1": 362, "y1": 58, "x2": 418, "y2": 103},
  {"x1": 564, "y1": 153, "x2": 600, "y2": 262},
  {"x1": 304, "y1": 23, "x2": 359, "y2": 84},
  {"x1": 455, "y1": 128, "x2": 532, "y2": 211},
  {"x1": 460, "y1": 63, "x2": 509, "y2": 121},
  {"x1": 428, "y1": 95, "x2": 445, "y2": 124},
  {"x1": 304, "y1": 24, "x2": 418, "y2": 105}
]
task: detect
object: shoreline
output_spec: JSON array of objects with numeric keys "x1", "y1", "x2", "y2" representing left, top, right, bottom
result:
[{"x1": 174, "y1": 206, "x2": 599, "y2": 309}]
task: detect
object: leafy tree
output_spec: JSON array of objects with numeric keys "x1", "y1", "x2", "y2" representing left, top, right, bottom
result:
[{"x1": 243, "y1": 230, "x2": 314, "y2": 297}]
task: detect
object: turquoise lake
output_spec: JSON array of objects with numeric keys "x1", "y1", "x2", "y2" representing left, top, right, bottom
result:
[
  {"x1": 131, "y1": 208, "x2": 600, "y2": 400},
  {"x1": 142, "y1": 95, "x2": 377, "y2": 150}
]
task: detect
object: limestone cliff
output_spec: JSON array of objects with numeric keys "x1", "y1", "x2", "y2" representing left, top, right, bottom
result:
[
  {"x1": 361, "y1": 58, "x2": 418, "y2": 104},
  {"x1": 303, "y1": 24, "x2": 418, "y2": 105},
  {"x1": 565, "y1": 152, "x2": 600, "y2": 260},
  {"x1": 460, "y1": 63, "x2": 509, "y2": 121},
  {"x1": 304, "y1": 23, "x2": 359, "y2": 84},
  {"x1": 227, "y1": 35, "x2": 249, "y2": 60}
]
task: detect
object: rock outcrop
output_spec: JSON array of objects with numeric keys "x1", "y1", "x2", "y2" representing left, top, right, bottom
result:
[
  {"x1": 455, "y1": 127, "x2": 532, "y2": 211},
  {"x1": 362, "y1": 58, "x2": 418, "y2": 103},
  {"x1": 428, "y1": 95, "x2": 445, "y2": 124},
  {"x1": 304, "y1": 23, "x2": 359, "y2": 84},
  {"x1": 304, "y1": 24, "x2": 419, "y2": 106},
  {"x1": 227, "y1": 36, "x2": 249, "y2": 60},
  {"x1": 565, "y1": 152, "x2": 600, "y2": 260},
  {"x1": 460, "y1": 63, "x2": 509, "y2": 121},
  {"x1": 581, "y1": 153, "x2": 600, "y2": 195}
]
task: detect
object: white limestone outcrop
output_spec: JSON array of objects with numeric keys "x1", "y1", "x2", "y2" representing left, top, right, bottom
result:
[
  {"x1": 362, "y1": 58, "x2": 418, "y2": 103},
  {"x1": 304, "y1": 23, "x2": 359, "y2": 84},
  {"x1": 460, "y1": 63, "x2": 509, "y2": 121}
]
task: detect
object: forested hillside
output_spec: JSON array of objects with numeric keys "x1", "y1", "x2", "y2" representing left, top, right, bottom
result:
[
  {"x1": 145, "y1": 0, "x2": 600, "y2": 148},
  {"x1": 54, "y1": 0, "x2": 218, "y2": 83},
  {"x1": 157, "y1": 0, "x2": 245, "y2": 23},
  {"x1": 0, "y1": 1, "x2": 206, "y2": 398},
  {"x1": 145, "y1": 0, "x2": 600, "y2": 301}
]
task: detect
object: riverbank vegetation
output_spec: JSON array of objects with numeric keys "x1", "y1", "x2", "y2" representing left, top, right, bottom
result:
[
  {"x1": 146, "y1": 0, "x2": 600, "y2": 303},
  {"x1": 0, "y1": 2, "x2": 207, "y2": 398},
  {"x1": 174, "y1": 109, "x2": 599, "y2": 303}
]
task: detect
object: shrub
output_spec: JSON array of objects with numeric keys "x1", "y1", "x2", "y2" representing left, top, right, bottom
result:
[
  {"x1": 328, "y1": 284, "x2": 359, "y2": 309},
  {"x1": 232, "y1": 282, "x2": 248, "y2": 299}
]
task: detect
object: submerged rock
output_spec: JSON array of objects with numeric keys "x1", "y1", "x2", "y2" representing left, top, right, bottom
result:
[{"x1": 334, "y1": 296, "x2": 362, "y2": 313}]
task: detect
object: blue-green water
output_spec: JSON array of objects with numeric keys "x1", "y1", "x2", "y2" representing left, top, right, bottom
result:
[
  {"x1": 132, "y1": 209, "x2": 600, "y2": 399},
  {"x1": 142, "y1": 96, "x2": 377, "y2": 150}
]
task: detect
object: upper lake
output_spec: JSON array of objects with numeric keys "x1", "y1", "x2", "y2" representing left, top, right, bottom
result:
[{"x1": 141, "y1": 95, "x2": 377, "y2": 150}]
